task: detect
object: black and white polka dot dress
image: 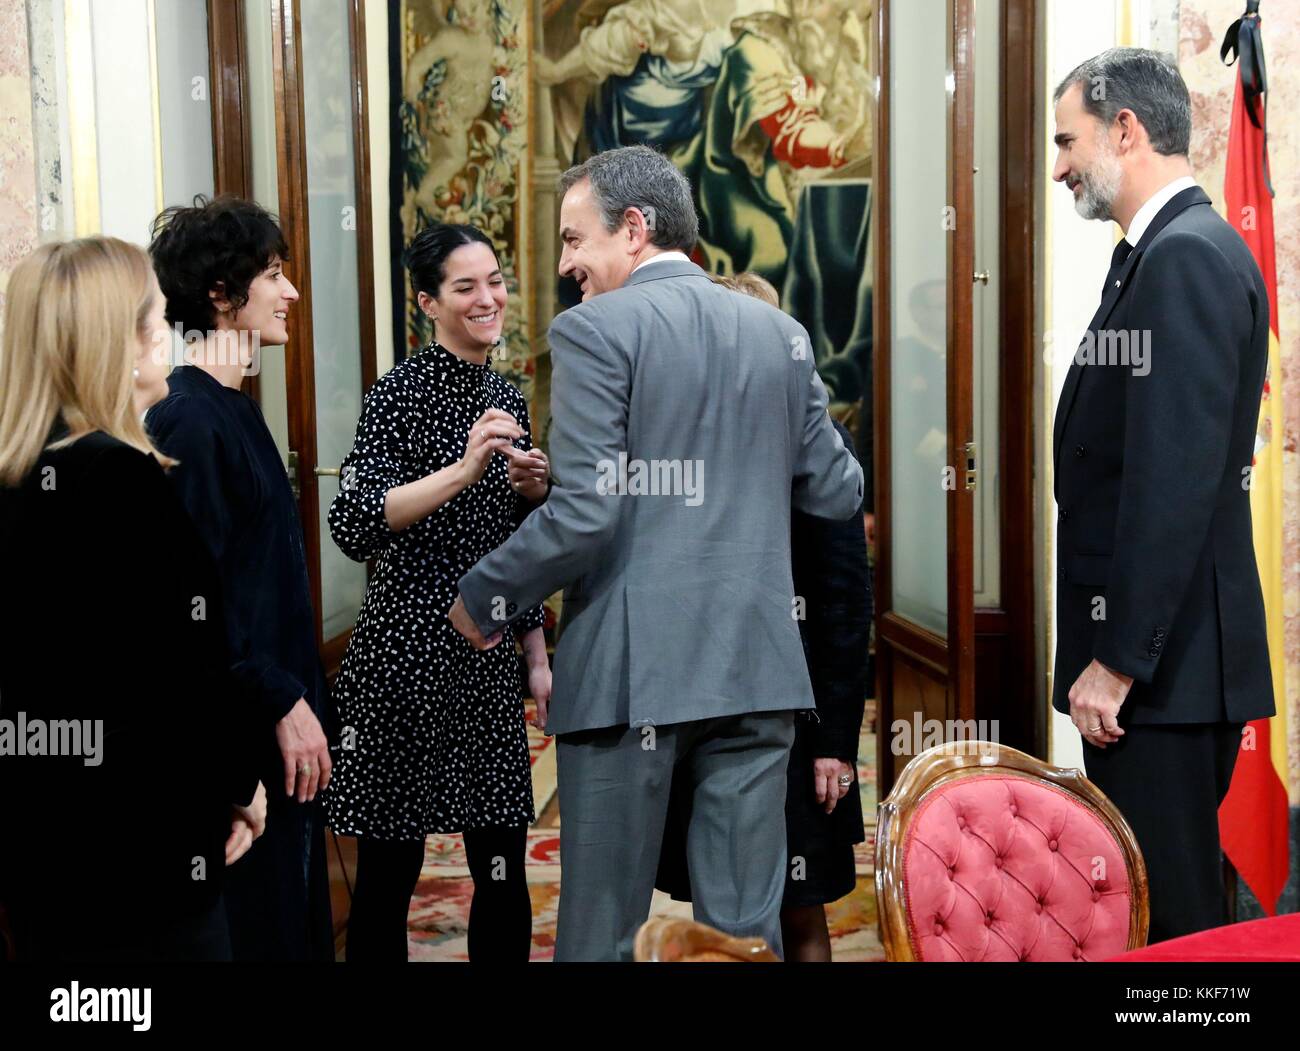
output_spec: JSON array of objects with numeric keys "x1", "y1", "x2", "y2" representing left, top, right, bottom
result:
[{"x1": 323, "y1": 342, "x2": 544, "y2": 840}]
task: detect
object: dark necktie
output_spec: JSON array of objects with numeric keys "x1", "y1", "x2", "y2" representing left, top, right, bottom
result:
[{"x1": 1103, "y1": 238, "x2": 1134, "y2": 295}]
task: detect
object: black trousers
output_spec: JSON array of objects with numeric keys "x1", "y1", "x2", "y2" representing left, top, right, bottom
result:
[
  {"x1": 346, "y1": 825, "x2": 531, "y2": 962},
  {"x1": 1082, "y1": 721, "x2": 1243, "y2": 943}
]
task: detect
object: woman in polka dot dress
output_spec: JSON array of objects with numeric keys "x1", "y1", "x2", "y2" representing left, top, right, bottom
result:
[{"x1": 325, "y1": 224, "x2": 552, "y2": 962}]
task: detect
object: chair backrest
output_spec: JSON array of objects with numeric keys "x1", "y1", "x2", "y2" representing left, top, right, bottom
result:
[
  {"x1": 876, "y1": 742, "x2": 1149, "y2": 961},
  {"x1": 634, "y1": 917, "x2": 779, "y2": 962}
]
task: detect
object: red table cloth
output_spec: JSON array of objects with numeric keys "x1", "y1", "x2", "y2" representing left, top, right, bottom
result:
[{"x1": 1107, "y1": 913, "x2": 1300, "y2": 962}]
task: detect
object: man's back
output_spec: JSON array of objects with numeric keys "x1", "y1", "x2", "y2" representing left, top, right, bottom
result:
[{"x1": 541, "y1": 258, "x2": 863, "y2": 733}]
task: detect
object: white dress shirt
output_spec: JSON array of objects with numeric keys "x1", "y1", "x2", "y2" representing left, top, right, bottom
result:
[
  {"x1": 1125, "y1": 175, "x2": 1197, "y2": 246},
  {"x1": 631, "y1": 250, "x2": 691, "y2": 274}
]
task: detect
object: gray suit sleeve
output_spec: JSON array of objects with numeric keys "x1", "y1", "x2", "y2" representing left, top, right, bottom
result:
[
  {"x1": 793, "y1": 355, "x2": 865, "y2": 521},
  {"x1": 459, "y1": 308, "x2": 629, "y2": 635}
]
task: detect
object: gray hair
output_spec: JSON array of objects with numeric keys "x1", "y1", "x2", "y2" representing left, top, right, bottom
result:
[
  {"x1": 558, "y1": 145, "x2": 699, "y2": 252},
  {"x1": 1053, "y1": 47, "x2": 1191, "y2": 156}
]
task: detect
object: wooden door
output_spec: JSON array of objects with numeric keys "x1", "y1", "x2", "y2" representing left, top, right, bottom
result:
[{"x1": 873, "y1": 0, "x2": 978, "y2": 794}]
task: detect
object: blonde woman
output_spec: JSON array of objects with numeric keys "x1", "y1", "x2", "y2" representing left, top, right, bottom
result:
[{"x1": 0, "y1": 237, "x2": 263, "y2": 961}]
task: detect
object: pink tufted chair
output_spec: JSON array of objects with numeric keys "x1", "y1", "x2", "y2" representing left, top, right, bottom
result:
[{"x1": 876, "y1": 742, "x2": 1149, "y2": 961}]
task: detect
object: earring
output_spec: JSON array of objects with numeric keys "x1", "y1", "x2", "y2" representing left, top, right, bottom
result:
[{"x1": 133, "y1": 367, "x2": 140, "y2": 379}]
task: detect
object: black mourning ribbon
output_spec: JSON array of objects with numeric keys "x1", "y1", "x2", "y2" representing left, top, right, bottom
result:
[{"x1": 1221, "y1": 0, "x2": 1275, "y2": 197}]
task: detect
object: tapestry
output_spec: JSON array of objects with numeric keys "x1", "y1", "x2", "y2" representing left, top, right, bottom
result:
[
  {"x1": 390, "y1": 0, "x2": 876, "y2": 446},
  {"x1": 389, "y1": 0, "x2": 536, "y2": 397}
]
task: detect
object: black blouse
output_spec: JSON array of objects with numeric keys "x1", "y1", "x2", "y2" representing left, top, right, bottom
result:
[
  {"x1": 146, "y1": 366, "x2": 329, "y2": 744},
  {"x1": 0, "y1": 427, "x2": 259, "y2": 958}
]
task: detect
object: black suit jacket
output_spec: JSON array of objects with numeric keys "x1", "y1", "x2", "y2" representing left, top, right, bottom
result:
[{"x1": 1052, "y1": 185, "x2": 1274, "y2": 724}]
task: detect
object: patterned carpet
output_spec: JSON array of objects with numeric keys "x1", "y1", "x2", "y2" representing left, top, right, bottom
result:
[{"x1": 406, "y1": 702, "x2": 883, "y2": 961}]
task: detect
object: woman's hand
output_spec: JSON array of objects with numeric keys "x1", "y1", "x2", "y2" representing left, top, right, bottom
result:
[
  {"x1": 459, "y1": 409, "x2": 522, "y2": 486},
  {"x1": 521, "y1": 627, "x2": 552, "y2": 732},
  {"x1": 813, "y1": 758, "x2": 855, "y2": 815},
  {"x1": 384, "y1": 409, "x2": 521, "y2": 532},
  {"x1": 528, "y1": 661, "x2": 552, "y2": 733},
  {"x1": 226, "y1": 781, "x2": 267, "y2": 865},
  {"x1": 503, "y1": 445, "x2": 549, "y2": 503},
  {"x1": 275, "y1": 699, "x2": 332, "y2": 803}
]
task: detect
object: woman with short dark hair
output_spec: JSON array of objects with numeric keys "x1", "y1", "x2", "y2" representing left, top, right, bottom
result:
[
  {"x1": 146, "y1": 195, "x2": 335, "y2": 962},
  {"x1": 325, "y1": 222, "x2": 550, "y2": 962}
]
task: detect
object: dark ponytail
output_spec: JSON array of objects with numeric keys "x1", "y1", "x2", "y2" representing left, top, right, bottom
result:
[{"x1": 403, "y1": 223, "x2": 498, "y2": 301}]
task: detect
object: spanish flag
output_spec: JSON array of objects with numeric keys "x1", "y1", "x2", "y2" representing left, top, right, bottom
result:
[{"x1": 1217, "y1": 4, "x2": 1291, "y2": 916}]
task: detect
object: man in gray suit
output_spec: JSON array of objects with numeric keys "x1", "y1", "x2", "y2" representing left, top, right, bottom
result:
[{"x1": 448, "y1": 144, "x2": 863, "y2": 961}]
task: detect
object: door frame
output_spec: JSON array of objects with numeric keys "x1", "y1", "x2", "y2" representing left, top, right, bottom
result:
[{"x1": 984, "y1": 0, "x2": 1041, "y2": 759}]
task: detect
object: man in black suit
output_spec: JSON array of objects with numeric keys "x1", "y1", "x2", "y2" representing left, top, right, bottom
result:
[{"x1": 1050, "y1": 48, "x2": 1274, "y2": 942}]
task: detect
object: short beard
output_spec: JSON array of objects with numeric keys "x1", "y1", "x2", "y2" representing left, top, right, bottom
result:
[{"x1": 1073, "y1": 136, "x2": 1123, "y2": 221}]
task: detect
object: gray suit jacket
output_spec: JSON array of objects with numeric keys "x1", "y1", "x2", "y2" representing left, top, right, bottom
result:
[{"x1": 459, "y1": 259, "x2": 864, "y2": 734}]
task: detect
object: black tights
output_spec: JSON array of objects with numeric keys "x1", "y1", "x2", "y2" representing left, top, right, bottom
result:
[{"x1": 346, "y1": 826, "x2": 531, "y2": 962}]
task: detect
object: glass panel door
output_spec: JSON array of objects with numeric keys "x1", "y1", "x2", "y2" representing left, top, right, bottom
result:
[
  {"x1": 299, "y1": 0, "x2": 367, "y2": 641},
  {"x1": 233, "y1": 0, "x2": 373, "y2": 661},
  {"x1": 972, "y1": 0, "x2": 1000, "y2": 608},
  {"x1": 244, "y1": 0, "x2": 291, "y2": 460},
  {"x1": 888, "y1": 0, "x2": 949, "y2": 636}
]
